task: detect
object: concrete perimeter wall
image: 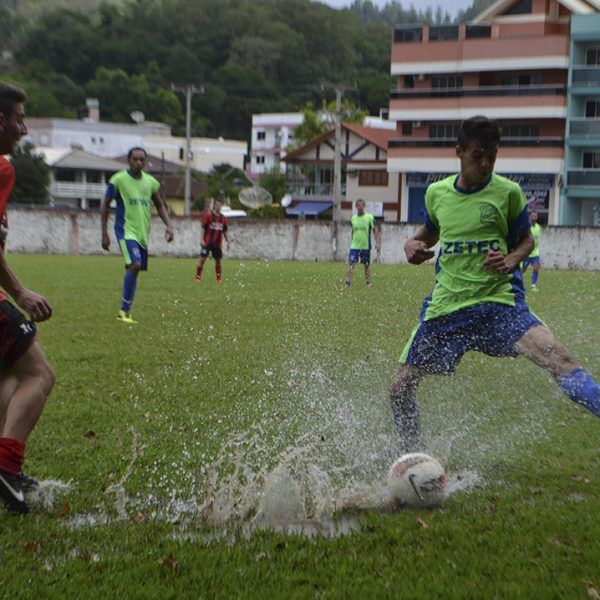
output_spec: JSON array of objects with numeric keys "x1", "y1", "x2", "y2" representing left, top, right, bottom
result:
[{"x1": 6, "y1": 207, "x2": 600, "y2": 271}]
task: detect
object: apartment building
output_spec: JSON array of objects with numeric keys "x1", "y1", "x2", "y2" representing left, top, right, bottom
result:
[
  {"x1": 562, "y1": 12, "x2": 600, "y2": 225},
  {"x1": 388, "y1": 0, "x2": 600, "y2": 225}
]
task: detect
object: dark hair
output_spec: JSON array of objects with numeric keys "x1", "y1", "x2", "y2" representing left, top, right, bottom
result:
[
  {"x1": 127, "y1": 147, "x2": 147, "y2": 159},
  {"x1": 457, "y1": 116, "x2": 501, "y2": 149},
  {"x1": 0, "y1": 82, "x2": 27, "y2": 119}
]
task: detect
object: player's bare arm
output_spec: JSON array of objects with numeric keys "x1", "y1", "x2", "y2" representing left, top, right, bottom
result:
[
  {"x1": 0, "y1": 248, "x2": 51, "y2": 322},
  {"x1": 483, "y1": 229, "x2": 534, "y2": 273},
  {"x1": 100, "y1": 194, "x2": 111, "y2": 251},
  {"x1": 152, "y1": 191, "x2": 174, "y2": 242},
  {"x1": 404, "y1": 225, "x2": 438, "y2": 264}
]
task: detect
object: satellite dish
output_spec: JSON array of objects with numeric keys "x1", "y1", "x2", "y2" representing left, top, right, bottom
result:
[
  {"x1": 280, "y1": 194, "x2": 292, "y2": 208},
  {"x1": 239, "y1": 186, "x2": 272, "y2": 209},
  {"x1": 130, "y1": 111, "x2": 145, "y2": 124}
]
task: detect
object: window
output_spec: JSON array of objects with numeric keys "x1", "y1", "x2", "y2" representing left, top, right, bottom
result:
[
  {"x1": 429, "y1": 123, "x2": 460, "y2": 139},
  {"x1": 358, "y1": 170, "x2": 389, "y2": 186},
  {"x1": 505, "y1": 0, "x2": 532, "y2": 15},
  {"x1": 583, "y1": 152, "x2": 600, "y2": 168},
  {"x1": 431, "y1": 75, "x2": 463, "y2": 89},
  {"x1": 256, "y1": 155, "x2": 265, "y2": 164},
  {"x1": 429, "y1": 26, "x2": 459, "y2": 41},
  {"x1": 586, "y1": 48, "x2": 600, "y2": 66},
  {"x1": 394, "y1": 26, "x2": 422, "y2": 43},
  {"x1": 502, "y1": 123, "x2": 540, "y2": 138},
  {"x1": 501, "y1": 73, "x2": 542, "y2": 86},
  {"x1": 402, "y1": 122, "x2": 413, "y2": 135},
  {"x1": 585, "y1": 101, "x2": 600, "y2": 118},
  {"x1": 257, "y1": 131, "x2": 266, "y2": 140}
]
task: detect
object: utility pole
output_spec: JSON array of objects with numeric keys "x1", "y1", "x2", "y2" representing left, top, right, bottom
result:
[
  {"x1": 171, "y1": 83, "x2": 204, "y2": 216},
  {"x1": 321, "y1": 83, "x2": 356, "y2": 257}
]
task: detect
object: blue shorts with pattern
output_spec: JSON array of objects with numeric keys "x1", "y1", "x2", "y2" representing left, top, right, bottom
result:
[
  {"x1": 400, "y1": 301, "x2": 542, "y2": 375},
  {"x1": 118, "y1": 238, "x2": 148, "y2": 271},
  {"x1": 348, "y1": 249, "x2": 371, "y2": 265}
]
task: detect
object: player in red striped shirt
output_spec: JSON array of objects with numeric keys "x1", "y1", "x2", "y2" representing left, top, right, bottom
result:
[
  {"x1": 195, "y1": 198, "x2": 229, "y2": 284},
  {"x1": 0, "y1": 83, "x2": 55, "y2": 514}
]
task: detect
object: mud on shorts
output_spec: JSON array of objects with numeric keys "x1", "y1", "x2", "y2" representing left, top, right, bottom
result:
[
  {"x1": 0, "y1": 299, "x2": 37, "y2": 371},
  {"x1": 399, "y1": 301, "x2": 542, "y2": 375}
]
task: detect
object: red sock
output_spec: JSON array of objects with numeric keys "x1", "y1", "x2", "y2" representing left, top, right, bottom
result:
[
  {"x1": 216, "y1": 264, "x2": 222, "y2": 279},
  {"x1": 0, "y1": 438, "x2": 25, "y2": 475}
]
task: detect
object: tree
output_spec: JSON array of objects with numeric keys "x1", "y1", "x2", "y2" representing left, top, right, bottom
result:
[
  {"x1": 193, "y1": 163, "x2": 246, "y2": 211},
  {"x1": 291, "y1": 99, "x2": 368, "y2": 149},
  {"x1": 258, "y1": 168, "x2": 286, "y2": 204},
  {"x1": 9, "y1": 142, "x2": 50, "y2": 205}
]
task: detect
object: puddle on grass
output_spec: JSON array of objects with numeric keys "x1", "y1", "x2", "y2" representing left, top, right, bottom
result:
[{"x1": 60, "y1": 355, "x2": 562, "y2": 539}]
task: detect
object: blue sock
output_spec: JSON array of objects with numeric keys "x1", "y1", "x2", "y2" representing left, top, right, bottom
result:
[
  {"x1": 120, "y1": 270, "x2": 138, "y2": 312},
  {"x1": 558, "y1": 368, "x2": 600, "y2": 418},
  {"x1": 532, "y1": 270, "x2": 539, "y2": 286}
]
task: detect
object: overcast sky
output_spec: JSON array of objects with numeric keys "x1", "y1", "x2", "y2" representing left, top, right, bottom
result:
[{"x1": 318, "y1": 0, "x2": 476, "y2": 16}]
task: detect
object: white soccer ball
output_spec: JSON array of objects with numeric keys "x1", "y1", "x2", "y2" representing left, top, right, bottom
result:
[{"x1": 387, "y1": 453, "x2": 446, "y2": 508}]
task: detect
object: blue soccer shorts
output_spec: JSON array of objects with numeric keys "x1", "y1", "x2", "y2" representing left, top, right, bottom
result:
[
  {"x1": 118, "y1": 238, "x2": 148, "y2": 271},
  {"x1": 522, "y1": 256, "x2": 540, "y2": 270},
  {"x1": 348, "y1": 249, "x2": 371, "y2": 265},
  {"x1": 399, "y1": 301, "x2": 542, "y2": 375}
]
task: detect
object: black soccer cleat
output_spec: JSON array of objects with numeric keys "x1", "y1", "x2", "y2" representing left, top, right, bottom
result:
[
  {"x1": 0, "y1": 469, "x2": 31, "y2": 514},
  {"x1": 19, "y1": 471, "x2": 40, "y2": 494}
]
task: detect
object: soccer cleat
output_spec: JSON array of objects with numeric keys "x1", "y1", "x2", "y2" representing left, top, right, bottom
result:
[
  {"x1": 195, "y1": 274, "x2": 201, "y2": 284},
  {"x1": 216, "y1": 276, "x2": 222, "y2": 285},
  {"x1": 0, "y1": 469, "x2": 30, "y2": 514},
  {"x1": 19, "y1": 471, "x2": 39, "y2": 494},
  {"x1": 345, "y1": 280, "x2": 351, "y2": 288},
  {"x1": 366, "y1": 280, "x2": 372, "y2": 288},
  {"x1": 531, "y1": 286, "x2": 539, "y2": 293},
  {"x1": 117, "y1": 310, "x2": 137, "y2": 324}
]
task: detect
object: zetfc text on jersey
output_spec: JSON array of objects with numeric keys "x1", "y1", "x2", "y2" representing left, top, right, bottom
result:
[{"x1": 441, "y1": 239, "x2": 501, "y2": 255}]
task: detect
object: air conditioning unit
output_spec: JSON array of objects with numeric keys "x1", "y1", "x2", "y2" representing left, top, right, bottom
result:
[
  {"x1": 412, "y1": 121, "x2": 423, "y2": 128},
  {"x1": 415, "y1": 74, "x2": 426, "y2": 82}
]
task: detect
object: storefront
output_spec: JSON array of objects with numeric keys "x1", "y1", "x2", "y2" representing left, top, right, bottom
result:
[{"x1": 405, "y1": 172, "x2": 555, "y2": 224}]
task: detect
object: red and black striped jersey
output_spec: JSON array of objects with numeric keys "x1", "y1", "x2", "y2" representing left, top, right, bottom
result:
[{"x1": 202, "y1": 210, "x2": 228, "y2": 247}]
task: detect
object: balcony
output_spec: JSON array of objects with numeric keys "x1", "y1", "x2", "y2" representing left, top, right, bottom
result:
[
  {"x1": 571, "y1": 66, "x2": 600, "y2": 87},
  {"x1": 285, "y1": 183, "x2": 346, "y2": 200},
  {"x1": 390, "y1": 84, "x2": 566, "y2": 99},
  {"x1": 389, "y1": 137, "x2": 564, "y2": 148},
  {"x1": 567, "y1": 169, "x2": 600, "y2": 187},
  {"x1": 50, "y1": 181, "x2": 106, "y2": 199},
  {"x1": 569, "y1": 118, "x2": 600, "y2": 136}
]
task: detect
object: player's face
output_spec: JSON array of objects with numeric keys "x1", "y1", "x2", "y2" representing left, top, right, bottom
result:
[
  {"x1": 356, "y1": 201, "x2": 365, "y2": 215},
  {"x1": 214, "y1": 200, "x2": 222, "y2": 213},
  {"x1": 128, "y1": 150, "x2": 146, "y2": 175},
  {"x1": 530, "y1": 211, "x2": 538, "y2": 223},
  {"x1": 0, "y1": 102, "x2": 27, "y2": 155},
  {"x1": 456, "y1": 140, "x2": 497, "y2": 188}
]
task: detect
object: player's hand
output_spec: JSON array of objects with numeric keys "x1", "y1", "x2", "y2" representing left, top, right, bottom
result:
[
  {"x1": 101, "y1": 231, "x2": 110, "y2": 251},
  {"x1": 166, "y1": 227, "x2": 174, "y2": 243},
  {"x1": 483, "y1": 250, "x2": 514, "y2": 274},
  {"x1": 14, "y1": 288, "x2": 52, "y2": 322},
  {"x1": 405, "y1": 239, "x2": 435, "y2": 264}
]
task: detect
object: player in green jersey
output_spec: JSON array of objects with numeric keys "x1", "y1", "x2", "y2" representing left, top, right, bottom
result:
[
  {"x1": 389, "y1": 116, "x2": 600, "y2": 453},
  {"x1": 521, "y1": 210, "x2": 541, "y2": 291},
  {"x1": 345, "y1": 199, "x2": 380, "y2": 287},
  {"x1": 101, "y1": 148, "x2": 174, "y2": 324}
]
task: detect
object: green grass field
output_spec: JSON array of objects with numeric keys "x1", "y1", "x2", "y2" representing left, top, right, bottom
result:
[{"x1": 0, "y1": 255, "x2": 599, "y2": 598}]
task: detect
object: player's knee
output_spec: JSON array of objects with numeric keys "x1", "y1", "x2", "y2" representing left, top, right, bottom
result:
[
  {"x1": 34, "y1": 355, "x2": 55, "y2": 396},
  {"x1": 390, "y1": 365, "x2": 418, "y2": 403},
  {"x1": 128, "y1": 262, "x2": 142, "y2": 274}
]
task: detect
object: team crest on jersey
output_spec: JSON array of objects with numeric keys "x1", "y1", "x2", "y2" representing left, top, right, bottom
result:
[{"x1": 479, "y1": 204, "x2": 497, "y2": 226}]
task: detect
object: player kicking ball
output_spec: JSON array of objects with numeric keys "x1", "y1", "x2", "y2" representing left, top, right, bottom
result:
[
  {"x1": 390, "y1": 116, "x2": 600, "y2": 453},
  {"x1": 195, "y1": 198, "x2": 229, "y2": 285}
]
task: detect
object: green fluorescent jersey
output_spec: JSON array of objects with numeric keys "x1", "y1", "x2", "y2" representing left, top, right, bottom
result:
[
  {"x1": 422, "y1": 173, "x2": 529, "y2": 321},
  {"x1": 350, "y1": 213, "x2": 375, "y2": 250},
  {"x1": 109, "y1": 170, "x2": 160, "y2": 247},
  {"x1": 529, "y1": 222, "x2": 541, "y2": 258}
]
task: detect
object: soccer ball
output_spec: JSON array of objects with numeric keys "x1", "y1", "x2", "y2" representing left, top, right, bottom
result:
[{"x1": 387, "y1": 453, "x2": 446, "y2": 508}]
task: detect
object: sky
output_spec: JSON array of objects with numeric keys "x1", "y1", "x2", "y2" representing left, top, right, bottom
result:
[{"x1": 319, "y1": 0, "x2": 476, "y2": 16}]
